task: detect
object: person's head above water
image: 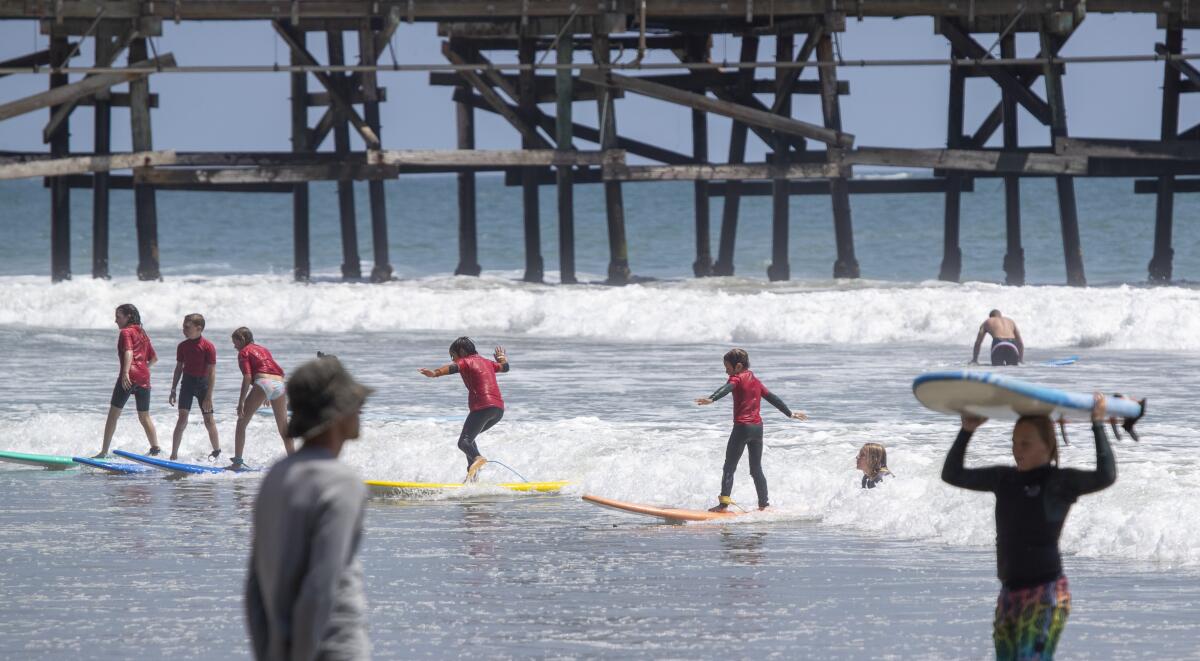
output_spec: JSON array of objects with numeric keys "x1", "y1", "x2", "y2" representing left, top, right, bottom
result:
[
  {"x1": 1012, "y1": 415, "x2": 1057, "y2": 470},
  {"x1": 723, "y1": 348, "x2": 750, "y2": 375},
  {"x1": 285, "y1": 356, "x2": 373, "y2": 447},
  {"x1": 115, "y1": 303, "x2": 141, "y2": 327},
  {"x1": 856, "y1": 443, "x2": 890, "y2": 478},
  {"x1": 449, "y1": 336, "x2": 478, "y2": 360},
  {"x1": 989, "y1": 309, "x2": 1002, "y2": 318}
]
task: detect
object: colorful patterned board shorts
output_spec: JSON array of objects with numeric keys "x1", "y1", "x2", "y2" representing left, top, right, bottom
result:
[{"x1": 994, "y1": 575, "x2": 1071, "y2": 661}]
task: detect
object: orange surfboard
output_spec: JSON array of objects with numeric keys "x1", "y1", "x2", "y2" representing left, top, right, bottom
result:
[{"x1": 582, "y1": 494, "x2": 744, "y2": 523}]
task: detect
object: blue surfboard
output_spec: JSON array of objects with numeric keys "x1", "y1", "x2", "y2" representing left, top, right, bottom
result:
[
  {"x1": 913, "y1": 371, "x2": 1145, "y2": 437},
  {"x1": 1041, "y1": 356, "x2": 1079, "y2": 367},
  {"x1": 72, "y1": 456, "x2": 153, "y2": 474},
  {"x1": 113, "y1": 449, "x2": 253, "y2": 475}
]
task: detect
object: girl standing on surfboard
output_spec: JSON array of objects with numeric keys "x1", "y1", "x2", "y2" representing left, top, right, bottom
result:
[
  {"x1": 942, "y1": 394, "x2": 1116, "y2": 661},
  {"x1": 95, "y1": 303, "x2": 161, "y2": 458},
  {"x1": 418, "y1": 337, "x2": 510, "y2": 482},
  {"x1": 695, "y1": 348, "x2": 807, "y2": 512},
  {"x1": 230, "y1": 327, "x2": 293, "y2": 469}
]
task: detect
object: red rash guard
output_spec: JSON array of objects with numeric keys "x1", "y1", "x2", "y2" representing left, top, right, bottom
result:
[
  {"x1": 729, "y1": 371, "x2": 770, "y2": 425},
  {"x1": 177, "y1": 337, "x2": 217, "y2": 377},
  {"x1": 238, "y1": 343, "x2": 284, "y2": 378},
  {"x1": 118, "y1": 325, "x2": 156, "y2": 389},
  {"x1": 454, "y1": 354, "x2": 505, "y2": 411}
]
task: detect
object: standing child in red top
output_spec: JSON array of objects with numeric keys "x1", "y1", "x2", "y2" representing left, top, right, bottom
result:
[
  {"x1": 418, "y1": 337, "x2": 510, "y2": 481},
  {"x1": 695, "y1": 348, "x2": 806, "y2": 512},
  {"x1": 168, "y1": 313, "x2": 221, "y2": 461},
  {"x1": 231, "y1": 327, "x2": 293, "y2": 469},
  {"x1": 96, "y1": 303, "x2": 161, "y2": 457}
]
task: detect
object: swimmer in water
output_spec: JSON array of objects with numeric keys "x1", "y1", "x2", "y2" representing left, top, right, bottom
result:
[
  {"x1": 942, "y1": 393, "x2": 1116, "y2": 660},
  {"x1": 696, "y1": 348, "x2": 807, "y2": 512},
  {"x1": 856, "y1": 442, "x2": 893, "y2": 488}
]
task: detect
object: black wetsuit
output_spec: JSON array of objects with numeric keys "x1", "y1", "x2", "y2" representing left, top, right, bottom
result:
[
  {"x1": 708, "y1": 379, "x2": 794, "y2": 509},
  {"x1": 448, "y1": 360, "x2": 510, "y2": 468},
  {"x1": 991, "y1": 338, "x2": 1021, "y2": 366},
  {"x1": 941, "y1": 423, "x2": 1116, "y2": 588},
  {"x1": 861, "y1": 472, "x2": 889, "y2": 489}
]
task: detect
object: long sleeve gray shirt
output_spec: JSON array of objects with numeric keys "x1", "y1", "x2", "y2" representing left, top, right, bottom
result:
[{"x1": 245, "y1": 446, "x2": 370, "y2": 661}]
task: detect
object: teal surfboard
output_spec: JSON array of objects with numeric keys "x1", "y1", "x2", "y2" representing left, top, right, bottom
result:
[
  {"x1": 913, "y1": 371, "x2": 1145, "y2": 439},
  {"x1": 0, "y1": 450, "x2": 77, "y2": 470}
]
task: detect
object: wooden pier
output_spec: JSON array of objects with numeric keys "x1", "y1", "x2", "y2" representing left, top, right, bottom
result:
[{"x1": 0, "y1": 1, "x2": 1196, "y2": 284}]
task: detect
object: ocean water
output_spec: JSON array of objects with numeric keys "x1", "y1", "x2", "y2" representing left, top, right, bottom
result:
[{"x1": 1, "y1": 176, "x2": 1199, "y2": 658}]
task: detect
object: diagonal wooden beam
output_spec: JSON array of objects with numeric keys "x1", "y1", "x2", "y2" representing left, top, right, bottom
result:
[
  {"x1": 43, "y1": 29, "x2": 135, "y2": 143},
  {"x1": 451, "y1": 88, "x2": 692, "y2": 165},
  {"x1": 442, "y1": 42, "x2": 552, "y2": 149},
  {"x1": 0, "y1": 44, "x2": 77, "y2": 79},
  {"x1": 940, "y1": 19, "x2": 1052, "y2": 127},
  {"x1": 272, "y1": 21, "x2": 379, "y2": 148},
  {"x1": 0, "y1": 54, "x2": 173, "y2": 122},
  {"x1": 306, "y1": 19, "x2": 399, "y2": 150},
  {"x1": 1156, "y1": 42, "x2": 1200, "y2": 90},
  {"x1": 580, "y1": 69, "x2": 854, "y2": 148},
  {"x1": 769, "y1": 28, "x2": 823, "y2": 115}
]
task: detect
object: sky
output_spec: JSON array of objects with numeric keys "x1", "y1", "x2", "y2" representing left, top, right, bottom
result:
[{"x1": 0, "y1": 13, "x2": 1194, "y2": 160}]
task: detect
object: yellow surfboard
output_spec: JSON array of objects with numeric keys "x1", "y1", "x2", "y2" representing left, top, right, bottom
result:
[{"x1": 366, "y1": 479, "x2": 569, "y2": 495}]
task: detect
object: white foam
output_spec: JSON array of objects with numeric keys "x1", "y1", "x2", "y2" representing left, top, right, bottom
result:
[{"x1": 1, "y1": 274, "x2": 1199, "y2": 350}]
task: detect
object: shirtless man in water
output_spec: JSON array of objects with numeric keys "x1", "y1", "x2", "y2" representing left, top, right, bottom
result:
[{"x1": 972, "y1": 310, "x2": 1024, "y2": 366}]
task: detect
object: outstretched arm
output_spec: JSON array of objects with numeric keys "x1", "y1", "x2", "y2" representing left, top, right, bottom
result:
[
  {"x1": 971, "y1": 324, "x2": 987, "y2": 364},
  {"x1": 1013, "y1": 324, "x2": 1025, "y2": 362},
  {"x1": 419, "y1": 364, "x2": 459, "y2": 378},
  {"x1": 941, "y1": 416, "x2": 1004, "y2": 491},
  {"x1": 762, "y1": 390, "x2": 808, "y2": 420},
  {"x1": 1060, "y1": 394, "x2": 1117, "y2": 496},
  {"x1": 696, "y1": 383, "x2": 733, "y2": 406}
]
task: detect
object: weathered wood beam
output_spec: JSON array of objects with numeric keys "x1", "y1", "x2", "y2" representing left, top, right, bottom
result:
[
  {"x1": 708, "y1": 177, "x2": 975, "y2": 196},
  {"x1": 1000, "y1": 32, "x2": 1025, "y2": 286},
  {"x1": 843, "y1": 147, "x2": 1086, "y2": 174},
  {"x1": 1151, "y1": 29, "x2": 1182, "y2": 282},
  {"x1": 1040, "y1": 21, "x2": 1085, "y2": 287},
  {"x1": 371, "y1": 149, "x2": 613, "y2": 167},
  {"x1": 52, "y1": 173, "x2": 292, "y2": 192},
  {"x1": 770, "y1": 28, "x2": 823, "y2": 114},
  {"x1": 1135, "y1": 178, "x2": 1200, "y2": 193},
  {"x1": 712, "y1": 34, "x2": 759, "y2": 277},
  {"x1": 430, "y1": 71, "x2": 607, "y2": 102},
  {"x1": 940, "y1": 19, "x2": 1052, "y2": 126},
  {"x1": 452, "y1": 88, "x2": 694, "y2": 165},
  {"x1": 442, "y1": 42, "x2": 552, "y2": 149},
  {"x1": 134, "y1": 164, "x2": 398, "y2": 185},
  {"x1": 603, "y1": 162, "x2": 844, "y2": 181},
  {"x1": 1055, "y1": 136, "x2": 1200, "y2": 160},
  {"x1": 0, "y1": 53, "x2": 173, "y2": 122},
  {"x1": 272, "y1": 21, "x2": 380, "y2": 148},
  {"x1": 75, "y1": 93, "x2": 159, "y2": 108},
  {"x1": 0, "y1": 150, "x2": 176, "y2": 180},
  {"x1": 430, "y1": 70, "x2": 845, "y2": 98},
  {"x1": 42, "y1": 28, "x2": 133, "y2": 143},
  {"x1": 305, "y1": 16, "x2": 399, "y2": 149},
  {"x1": 0, "y1": 44, "x2": 77, "y2": 79},
  {"x1": 1156, "y1": 41, "x2": 1200, "y2": 91},
  {"x1": 580, "y1": 69, "x2": 854, "y2": 148},
  {"x1": 307, "y1": 88, "x2": 387, "y2": 106}
]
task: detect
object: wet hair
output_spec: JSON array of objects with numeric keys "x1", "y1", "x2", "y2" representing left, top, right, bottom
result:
[
  {"x1": 989, "y1": 309, "x2": 1002, "y2": 318},
  {"x1": 1015, "y1": 415, "x2": 1059, "y2": 465},
  {"x1": 286, "y1": 356, "x2": 373, "y2": 440},
  {"x1": 723, "y1": 348, "x2": 750, "y2": 370},
  {"x1": 231, "y1": 327, "x2": 254, "y2": 345},
  {"x1": 183, "y1": 313, "x2": 205, "y2": 331},
  {"x1": 116, "y1": 303, "x2": 141, "y2": 326},
  {"x1": 858, "y1": 443, "x2": 892, "y2": 479},
  {"x1": 449, "y1": 336, "x2": 478, "y2": 358}
]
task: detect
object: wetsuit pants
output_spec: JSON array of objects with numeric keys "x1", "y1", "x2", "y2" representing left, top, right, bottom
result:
[
  {"x1": 993, "y1": 575, "x2": 1071, "y2": 661},
  {"x1": 458, "y1": 407, "x2": 503, "y2": 468},
  {"x1": 719, "y1": 423, "x2": 768, "y2": 508},
  {"x1": 992, "y1": 341, "x2": 1020, "y2": 366}
]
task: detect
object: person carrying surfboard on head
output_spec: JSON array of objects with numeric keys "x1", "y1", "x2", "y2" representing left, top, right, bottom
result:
[
  {"x1": 418, "y1": 337, "x2": 510, "y2": 482},
  {"x1": 696, "y1": 348, "x2": 807, "y2": 513},
  {"x1": 168, "y1": 313, "x2": 221, "y2": 461},
  {"x1": 95, "y1": 303, "x2": 162, "y2": 458},
  {"x1": 230, "y1": 327, "x2": 293, "y2": 470},
  {"x1": 941, "y1": 393, "x2": 1116, "y2": 661},
  {"x1": 245, "y1": 355, "x2": 373, "y2": 661},
  {"x1": 972, "y1": 309, "x2": 1024, "y2": 366}
]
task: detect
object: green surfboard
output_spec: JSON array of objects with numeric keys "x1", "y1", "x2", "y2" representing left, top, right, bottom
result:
[{"x1": 0, "y1": 449, "x2": 78, "y2": 470}]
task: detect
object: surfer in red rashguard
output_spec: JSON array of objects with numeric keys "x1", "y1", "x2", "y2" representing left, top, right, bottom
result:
[
  {"x1": 95, "y1": 303, "x2": 161, "y2": 458},
  {"x1": 696, "y1": 348, "x2": 807, "y2": 512},
  {"x1": 419, "y1": 337, "x2": 510, "y2": 482}
]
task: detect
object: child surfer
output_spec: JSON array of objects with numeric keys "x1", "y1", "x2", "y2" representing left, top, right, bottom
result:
[
  {"x1": 941, "y1": 394, "x2": 1117, "y2": 660},
  {"x1": 418, "y1": 337, "x2": 510, "y2": 482},
  {"x1": 695, "y1": 348, "x2": 806, "y2": 512},
  {"x1": 231, "y1": 327, "x2": 293, "y2": 469},
  {"x1": 96, "y1": 303, "x2": 161, "y2": 457},
  {"x1": 168, "y1": 313, "x2": 221, "y2": 460}
]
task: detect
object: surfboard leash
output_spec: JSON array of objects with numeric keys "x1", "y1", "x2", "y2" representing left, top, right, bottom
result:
[{"x1": 487, "y1": 460, "x2": 530, "y2": 483}]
